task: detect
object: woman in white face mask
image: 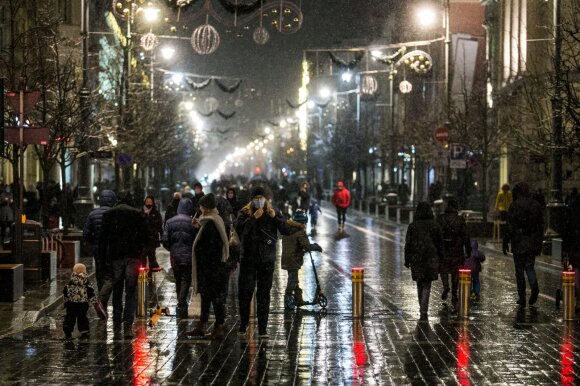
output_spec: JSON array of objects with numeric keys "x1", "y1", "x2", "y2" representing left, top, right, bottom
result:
[{"x1": 234, "y1": 185, "x2": 291, "y2": 340}]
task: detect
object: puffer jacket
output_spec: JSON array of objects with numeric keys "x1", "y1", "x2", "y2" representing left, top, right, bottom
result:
[
  {"x1": 404, "y1": 205, "x2": 444, "y2": 282},
  {"x1": 281, "y1": 220, "x2": 320, "y2": 270},
  {"x1": 63, "y1": 272, "x2": 96, "y2": 305},
  {"x1": 437, "y1": 208, "x2": 471, "y2": 273},
  {"x1": 235, "y1": 201, "x2": 291, "y2": 263},
  {"x1": 83, "y1": 190, "x2": 117, "y2": 256},
  {"x1": 331, "y1": 186, "x2": 350, "y2": 208},
  {"x1": 162, "y1": 198, "x2": 196, "y2": 266}
]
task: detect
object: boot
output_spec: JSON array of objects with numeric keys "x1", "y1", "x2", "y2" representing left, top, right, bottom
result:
[
  {"x1": 294, "y1": 288, "x2": 305, "y2": 306},
  {"x1": 211, "y1": 324, "x2": 225, "y2": 340},
  {"x1": 189, "y1": 321, "x2": 206, "y2": 336}
]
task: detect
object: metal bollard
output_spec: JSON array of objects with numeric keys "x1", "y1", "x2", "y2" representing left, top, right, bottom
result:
[
  {"x1": 563, "y1": 271, "x2": 575, "y2": 321},
  {"x1": 396, "y1": 208, "x2": 401, "y2": 224},
  {"x1": 137, "y1": 267, "x2": 148, "y2": 317},
  {"x1": 385, "y1": 205, "x2": 390, "y2": 220},
  {"x1": 409, "y1": 210, "x2": 414, "y2": 223},
  {"x1": 352, "y1": 267, "x2": 364, "y2": 318},
  {"x1": 458, "y1": 269, "x2": 471, "y2": 318},
  {"x1": 375, "y1": 204, "x2": 379, "y2": 217}
]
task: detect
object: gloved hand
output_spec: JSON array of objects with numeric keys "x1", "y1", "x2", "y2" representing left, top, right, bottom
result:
[
  {"x1": 311, "y1": 243, "x2": 323, "y2": 253},
  {"x1": 502, "y1": 241, "x2": 509, "y2": 255}
]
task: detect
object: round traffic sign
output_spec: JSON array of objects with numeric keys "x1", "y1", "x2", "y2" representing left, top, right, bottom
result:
[{"x1": 434, "y1": 127, "x2": 449, "y2": 143}]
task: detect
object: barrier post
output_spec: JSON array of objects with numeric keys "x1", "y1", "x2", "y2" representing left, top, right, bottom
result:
[
  {"x1": 563, "y1": 271, "x2": 575, "y2": 321},
  {"x1": 352, "y1": 267, "x2": 364, "y2": 318},
  {"x1": 137, "y1": 267, "x2": 148, "y2": 317},
  {"x1": 396, "y1": 208, "x2": 401, "y2": 224},
  {"x1": 458, "y1": 269, "x2": 471, "y2": 319}
]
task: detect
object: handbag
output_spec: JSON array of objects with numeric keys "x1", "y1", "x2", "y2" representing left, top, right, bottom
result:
[{"x1": 229, "y1": 225, "x2": 240, "y2": 248}]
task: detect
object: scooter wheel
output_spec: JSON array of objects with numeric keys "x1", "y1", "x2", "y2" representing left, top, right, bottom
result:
[
  {"x1": 318, "y1": 294, "x2": 328, "y2": 308},
  {"x1": 285, "y1": 294, "x2": 296, "y2": 310}
]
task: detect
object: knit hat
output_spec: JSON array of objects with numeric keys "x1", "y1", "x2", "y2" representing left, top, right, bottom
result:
[
  {"x1": 198, "y1": 193, "x2": 216, "y2": 209},
  {"x1": 73, "y1": 263, "x2": 87, "y2": 274},
  {"x1": 251, "y1": 186, "x2": 266, "y2": 198},
  {"x1": 292, "y1": 210, "x2": 308, "y2": 224}
]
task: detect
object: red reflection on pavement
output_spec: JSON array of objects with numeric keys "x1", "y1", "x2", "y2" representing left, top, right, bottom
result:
[
  {"x1": 133, "y1": 323, "x2": 151, "y2": 386},
  {"x1": 456, "y1": 326, "x2": 470, "y2": 386},
  {"x1": 560, "y1": 327, "x2": 574, "y2": 386},
  {"x1": 353, "y1": 321, "x2": 367, "y2": 382}
]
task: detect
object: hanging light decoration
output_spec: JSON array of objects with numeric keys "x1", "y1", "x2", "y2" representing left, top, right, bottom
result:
[
  {"x1": 399, "y1": 80, "x2": 413, "y2": 94},
  {"x1": 253, "y1": 0, "x2": 269, "y2": 45},
  {"x1": 360, "y1": 75, "x2": 378, "y2": 96},
  {"x1": 191, "y1": 16, "x2": 220, "y2": 55},
  {"x1": 140, "y1": 32, "x2": 159, "y2": 51}
]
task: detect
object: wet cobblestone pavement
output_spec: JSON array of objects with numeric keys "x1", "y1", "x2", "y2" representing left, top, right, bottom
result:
[{"x1": 0, "y1": 204, "x2": 579, "y2": 385}]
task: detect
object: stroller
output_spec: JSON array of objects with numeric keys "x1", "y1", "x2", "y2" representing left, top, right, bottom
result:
[{"x1": 285, "y1": 250, "x2": 328, "y2": 310}]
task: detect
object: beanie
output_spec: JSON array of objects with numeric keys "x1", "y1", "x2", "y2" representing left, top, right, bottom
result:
[
  {"x1": 251, "y1": 186, "x2": 266, "y2": 198},
  {"x1": 292, "y1": 210, "x2": 308, "y2": 224},
  {"x1": 198, "y1": 193, "x2": 216, "y2": 209}
]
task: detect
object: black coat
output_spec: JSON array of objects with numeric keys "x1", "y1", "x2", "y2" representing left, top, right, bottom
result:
[
  {"x1": 437, "y1": 209, "x2": 471, "y2": 273},
  {"x1": 100, "y1": 203, "x2": 148, "y2": 261},
  {"x1": 404, "y1": 218, "x2": 444, "y2": 281},
  {"x1": 163, "y1": 198, "x2": 180, "y2": 225},
  {"x1": 504, "y1": 197, "x2": 544, "y2": 256},
  {"x1": 83, "y1": 190, "x2": 117, "y2": 257},
  {"x1": 162, "y1": 199, "x2": 196, "y2": 266},
  {"x1": 195, "y1": 219, "x2": 227, "y2": 295},
  {"x1": 144, "y1": 207, "x2": 163, "y2": 248}
]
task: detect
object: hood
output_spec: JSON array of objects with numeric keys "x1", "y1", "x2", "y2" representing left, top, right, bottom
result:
[
  {"x1": 286, "y1": 220, "x2": 306, "y2": 231},
  {"x1": 99, "y1": 190, "x2": 117, "y2": 207},
  {"x1": 415, "y1": 201, "x2": 434, "y2": 220},
  {"x1": 143, "y1": 195, "x2": 156, "y2": 208},
  {"x1": 177, "y1": 198, "x2": 194, "y2": 216},
  {"x1": 227, "y1": 188, "x2": 237, "y2": 200},
  {"x1": 513, "y1": 182, "x2": 530, "y2": 199},
  {"x1": 337, "y1": 181, "x2": 344, "y2": 189},
  {"x1": 470, "y1": 239, "x2": 479, "y2": 252},
  {"x1": 70, "y1": 271, "x2": 88, "y2": 285}
]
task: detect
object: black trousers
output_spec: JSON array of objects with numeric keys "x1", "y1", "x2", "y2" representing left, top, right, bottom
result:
[
  {"x1": 173, "y1": 264, "x2": 192, "y2": 309},
  {"x1": 336, "y1": 207, "x2": 347, "y2": 225},
  {"x1": 441, "y1": 272, "x2": 459, "y2": 300},
  {"x1": 238, "y1": 258, "x2": 274, "y2": 333},
  {"x1": 63, "y1": 303, "x2": 89, "y2": 335},
  {"x1": 416, "y1": 280, "x2": 432, "y2": 315}
]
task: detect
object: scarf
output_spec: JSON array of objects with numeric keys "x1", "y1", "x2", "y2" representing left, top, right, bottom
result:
[{"x1": 191, "y1": 208, "x2": 229, "y2": 294}]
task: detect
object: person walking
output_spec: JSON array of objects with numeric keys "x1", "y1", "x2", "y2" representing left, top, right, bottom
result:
[
  {"x1": 189, "y1": 194, "x2": 230, "y2": 339},
  {"x1": 226, "y1": 187, "x2": 243, "y2": 214},
  {"x1": 281, "y1": 210, "x2": 322, "y2": 308},
  {"x1": 162, "y1": 198, "x2": 196, "y2": 319},
  {"x1": 142, "y1": 195, "x2": 163, "y2": 271},
  {"x1": 100, "y1": 191, "x2": 148, "y2": 335},
  {"x1": 437, "y1": 199, "x2": 471, "y2": 306},
  {"x1": 495, "y1": 183, "x2": 512, "y2": 222},
  {"x1": 163, "y1": 192, "x2": 182, "y2": 225},
  {"x1": 404, "y1": 202, "x2": 444, "y2": 321},
  {"x1": 82, "y1": 189, "x2": 117, "y2": 308},
  {"x1": 503, "y1": 182, "x2": 544, "y2": 308},
  {"x1": 563, "y1": 194, "x2": 580, "y2": 311},
  {"x1": 62, "y1": 263, "x2": 96, "y2": 339},
  {"x1": 236, "y1": 186, "x2": 291, "y2": 339},
  {"x1": 331, "y1": 180, "x2": 351, "y2": 232}
]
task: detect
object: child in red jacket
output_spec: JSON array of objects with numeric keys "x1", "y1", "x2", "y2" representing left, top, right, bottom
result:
[{"x1": 331, "y1": 180, "x2": 351, "y2": 232}]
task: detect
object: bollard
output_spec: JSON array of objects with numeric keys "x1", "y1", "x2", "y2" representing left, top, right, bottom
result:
[
  {"x1": 250, "y1": 291, "x2": 256, "y2": 319},
  {"x1": 458, "y1": 269, "x2": 471, "y2": 318},
  {"x1": 396, "y1": 208, "x2": 401, "y2": 224},
  {"x1": 375, "y1": 204, "x2": 379, "y2": 217},
  {"x1": 352, "y1": 267, "x2": 364, "y2": 318},
  {"x1": 563, "y1": 271, "x2": 575, "y2": 321},
  {"x1": 385, "y1": 205, "x2": 390, "y2": 221},
  {"x1": 409, "y1": 210, "x2": 414, "y2": 223},
  {"x1": 137, "y1": 267, "x2": 148, "y2": 317}
]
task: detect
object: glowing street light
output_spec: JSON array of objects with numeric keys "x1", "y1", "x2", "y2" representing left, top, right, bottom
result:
[
  {"x1": 319, "y1": 87, "x2": 331, "y2": 99},
  {"x1": 160, "y1": 46, "x2": 175, "y2": 60},
  {"x1": 416, "y1": 6, "x2": 437, "y2": 28},
  {"x1": 143, "y1": 5, "x2": 160, "y2": 22},
  {"x1": 341, "y1": 72, "x2": 353, "y2": 83}
]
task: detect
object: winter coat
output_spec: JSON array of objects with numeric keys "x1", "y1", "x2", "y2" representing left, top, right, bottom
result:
[
  {"x1": 495, "y1": 190, "x2": 512, "y2": 212},
  {"x1": 404, "y1": 217, "x2": 444, "y2": 281},
  {"x1": 162, "y1": 198, "x2": 196, "y2": 267},
  {"x1": 192, "y1": 209, "x2": 229, "y2": 294},
  {"x1": 562, "y1": 199, "x2": 580, "y2": 267},
  {"x1": 504, "y1": 196, "x2": 544, "y2": 256},
  {"x1": 143, "y1": 198, "x2": 163, "y2": 248},
  {"x1": 216, "y1": 195, "x2": 234, "y2": 228},
  {"x1": 308, "y1": 199, "x2": 321, "y2": 226},
  {"x1": 281, "y1": 220, "x2": 319, "y2": 270},
  {"x1": 464, "y1": 240, "x2": 485, "y2": 273},
  {"x1": 63, "y1": 272, "x2": 96, "y2": 305},
  {"x1": 83, "y1": 190, "x2": 117, "y2": 256},
  {"x1": 163, "y1": 197, "x2": 181, "y2": 225},
  {"x1": 227, "y1": 193, "x2": 243, "y2": 215},
  {"x1": 100, "y1": 203, "x2": 148, "y2": 261},
  {"x1": 437, "y1": 208, "x2": 471, "y2": 273},
  {"x1": 331, "y1": 187, "x2": 351, "y2": 209},
  {"x1": 236, "y1": 201, "x2": 291, "y2": 264}
]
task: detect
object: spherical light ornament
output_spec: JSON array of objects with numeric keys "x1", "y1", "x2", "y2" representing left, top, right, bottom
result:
[
  {"x1": 140, "y1": 32, "x2": 158, "y2": 51},
  {"x1": 234, "y1": 99, "x2": 244, "y2": 107},
  {"x1": 399, "y1": 80, "x2": 413, "y2": 94},
  {"x1": 204, "y1": 97, "x2": 219, "y2": 113},
  {"x1": 191, "y1": 23, "x2": 220, "y2": 55},
  {"x1": 360, "y1": 75, "x2": 378, "y2": 96},
  {"x1": 253, "y1": 26, "x2": 270, "y2": 45}
]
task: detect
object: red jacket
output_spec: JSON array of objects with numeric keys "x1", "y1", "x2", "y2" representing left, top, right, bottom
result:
[{"x1": 331, "y1": 187, "x2": 351, "y2": 208}]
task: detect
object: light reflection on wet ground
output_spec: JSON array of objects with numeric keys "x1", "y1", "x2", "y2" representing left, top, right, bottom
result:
[{"x1": 0, "y1": 204, "x2": 578, "y2": 384}]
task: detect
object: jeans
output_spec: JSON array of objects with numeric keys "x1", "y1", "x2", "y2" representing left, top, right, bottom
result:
[
  {"x1": 173, "y1": 264, "x2": 192, "y2": 309},
  {"x1": 238, "y1": 258, "x2": 274, "y2": 333},
  {"x1": 285, "y1": 269, "x2": 300, "y2": 295},
  {"x1": 142, "y1": 247, "x2": 159, "y2": 269},
  {"x1": 416, "y1": 280, "x2": 432, "y2": 315},
  {"x1": 336, "y1": 207, "x2": 347, "y2": 226},
  {"x1": 63, "y1": 303, "x2": 89, "y2": 336},
  {"x1": 513, "y1": 253, "x2": 539, "y2": 301},
  {"x1": 111, "y1": 257, "x2": 140, "y2": 324},
  {"x1": 471, "y1": 272, "x2": 481, "y2": 294},
  {"x1": 441, "y1": 272, "x2": 459, "y2": 300}
]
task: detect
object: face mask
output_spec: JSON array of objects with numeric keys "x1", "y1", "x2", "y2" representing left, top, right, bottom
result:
[
  {"x1": 253, "y1": 198, "x2": 265, "y2": 209},
  {"x1": 145, "y1": 204, "x2": 153, "y2": 209}
]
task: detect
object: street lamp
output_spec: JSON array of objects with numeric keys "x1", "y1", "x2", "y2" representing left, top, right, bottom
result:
[{"x1": 160, "y1": 46, "x2": 175, "y2": 60}]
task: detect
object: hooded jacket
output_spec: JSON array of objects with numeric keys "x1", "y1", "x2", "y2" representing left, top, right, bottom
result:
[
  {"x1": 164, "y1": 196, "x2": 181, "y2": 225},
  {"x1": 281, "y1": 220, "x2": 321, "y2": 270},
  {"x1": 331, "y1": 183, "x2": 351, "y2": 208},
  {"x1": 163, "y1": 198, "x2": 196, "y2": 266},
  {"x1": 83, "y1": 190, "x2": 117, "y2": 256},
  {"x1": 464, "y1": 239, "x2": 485, "y2": 273},
  {"x1": 235, "y1": 200, "x2": 291, "y2": 263}
]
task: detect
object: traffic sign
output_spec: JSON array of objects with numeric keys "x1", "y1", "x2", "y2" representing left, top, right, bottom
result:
[
  {"x1": 450, "y1": 143, "x2": 467, "y2": 168},
  {"x1": 434, "y1": 127, "x2": 449, "y2": 143},
  {"x1": 116, "y1": 152, "x2": 132, "y2": 168},
  {"x1": 4, "y1": 127, "x2": 49, "y2": 145},
  {"x1": 6, "y1": 91, "x2": 41, "y2": 115}
]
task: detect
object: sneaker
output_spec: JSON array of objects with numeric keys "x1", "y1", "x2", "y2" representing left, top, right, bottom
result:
[
  {"x1": 237, "y1": 325, "x2": 248, "y2": 338},
  {"x1": 79, "y1": 331, "x2": 90, "y2": 339},
  {"x1": 441, "y1": 288, "x2": 449, "y2": 301},
  {"x1": 474, "y1": 294, "x2": 480, "y2": 302},
  {"x1": 211, "y1": 324, "x2": 225, "y2": 340},
  {"x1": 189, "y1": 321, "x2": 207, "y2": 337}
]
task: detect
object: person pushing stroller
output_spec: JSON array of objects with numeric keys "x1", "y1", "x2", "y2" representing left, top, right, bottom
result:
[{"x1": 281, "y1": 210, "x2": 322, "y2": 308}]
